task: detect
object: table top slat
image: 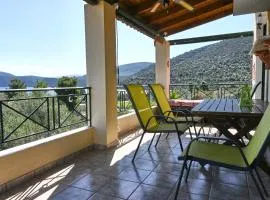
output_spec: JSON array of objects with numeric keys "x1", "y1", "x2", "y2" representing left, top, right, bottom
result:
[
  {"x1": 192, "y1": 99, "x2": 268, "y2": 118},
  {"x1": 208, "y1": 99, "x2": 221, "y2": 112},
  {"x1": 192, "y1": 99, "x2": 210, "y2": 112},
  {"x1": 216, "y1": 99, "x2": 227, "y2": 112},
  {"x1": 232, "y1": 99, "x2": 241, "y2": 113},
  {"x1": 225, "y1": 99, "x2": 233, "y2": 113}
]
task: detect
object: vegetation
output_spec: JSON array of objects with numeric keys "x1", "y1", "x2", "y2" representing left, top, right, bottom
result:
[
  {"x1": 34, "y1": 80, "x2": 48, "y2": 88},
  {"x1": 123, "y1": 37, "x2": 253, "y2": 85},
  {"x1": 0, "y1": 78, "x2": 88, "y2": 150},
  {"x1": 7, "y1": 79, "x2": 27, "y2": 99},
  {"x1": 55, "y1": 76, "x2": 80, "y2": 111}
]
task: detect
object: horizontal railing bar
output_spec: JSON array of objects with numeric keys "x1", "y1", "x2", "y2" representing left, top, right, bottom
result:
[
  {"x1": 0, "y1": 87, "x2": 91, "y2": 93},
  {"x1": 2, "y1": 120, "x2": 88, "y2": 143},
  {"x1": 169, "y1": 82, "x2": 250, "y2": 87},
  {"x1": 0, "y1": 94, "x2": 88, "y2": 102}
]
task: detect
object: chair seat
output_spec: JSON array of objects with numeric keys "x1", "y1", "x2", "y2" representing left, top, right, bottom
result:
[
  {"x1": 148, "y1": 122, "x2": 190, "y2": 133},
  {"x1": 181, "y1": 141, "x2": 247, "y2": 168}
]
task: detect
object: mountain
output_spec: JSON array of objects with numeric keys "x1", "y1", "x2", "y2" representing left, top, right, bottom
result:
[
  {"x1": 0, "y1": 62, "x2": 151, "y2": 87},
  {"x1": 0, "y1": 37, "x2": 253, "y2": 88},
  {"x1": 123, "y1": 37, "x2": 253, "y2": 85},
  {"x1": 119, "y1": 62, "x2": 152, "y2": 77}
]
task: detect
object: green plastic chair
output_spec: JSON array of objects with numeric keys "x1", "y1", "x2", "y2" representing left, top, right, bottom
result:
[
  {"x1": 148, "y1": 84, "x2": 204, "y2": 137},
  {"x1": 124, "y1": 84, "x2": 191, "y2": 162},
  {"x1": 174, "y1": 105, "x2": 270, "y2": 200}
]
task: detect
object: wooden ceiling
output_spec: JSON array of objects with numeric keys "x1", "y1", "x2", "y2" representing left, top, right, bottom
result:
[{"x1": 88, "y1": 0, "x2": 234, "y2": 38}]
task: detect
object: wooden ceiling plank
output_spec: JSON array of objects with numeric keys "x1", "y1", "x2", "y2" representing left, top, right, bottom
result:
[
  {"x1": 160, "y1": 3, "x2": 233, "y2": 34},
  {"x1": 150, "y1": 0, "x2": 230, "y2": 26},
  {"x1": 132, "y1": 0, "x2": 157, "y2": 14},
  {"x1": 145, "y1": 0, "x2": 203, "y2": 24},
  {"x1": 165, "y1": 8, "x2": 233, "y2": 35},
  {"x1": 156, "y1": 0, "x2": 232, "y2": 30}
]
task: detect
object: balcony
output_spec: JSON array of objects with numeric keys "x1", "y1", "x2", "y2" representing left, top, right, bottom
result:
[
  {"x1": 0, "y1": 0, "x2": 269, "y2": 199},
  {"x1": 1, "y1": 131, "x2": 269, "y2": 200},
  {"x1": 0, "y1": 84, "x2": 269, "y2": 199}
]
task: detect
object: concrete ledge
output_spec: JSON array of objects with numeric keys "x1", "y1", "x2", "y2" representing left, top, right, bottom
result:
[
  {"x1": 117, "y1": 106, "x2": 159, "y2": 137},
  {"x1": 118, "y1": 111, "x2": 140, "y2": 137},
  {"x1": 0, "y1": 127, "x2": 94, "y2": 189}
]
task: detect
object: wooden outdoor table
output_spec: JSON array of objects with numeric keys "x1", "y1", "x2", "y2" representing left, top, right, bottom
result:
[
  {"x1": 192, "y1": 99, "x2": 268, "y2": 142},
  {"x1": 192, "y1": 98, "x2": 270, "y2": 176}
]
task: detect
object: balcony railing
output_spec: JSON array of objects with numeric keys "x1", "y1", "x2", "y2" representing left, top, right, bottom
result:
[
  {"x1": 169, "y1": 82, "x2": 250, "y2": 100},
  {"x1": 0, "y1": 87, "x2": 91, "y2": 149}
]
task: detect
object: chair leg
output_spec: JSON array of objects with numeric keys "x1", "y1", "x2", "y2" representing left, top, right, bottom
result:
[
  {"x1": 177, "y1": 132, "x2": 184, "y2": 151},
  {"x1": 155, "y1": 133, "x2": 162, "y2": 148},
  {"x1": 132, "y1": 131, "x2": 146, "y2": 163},
  {"x1": 249, "y1": 170, "x2": 266, "y2": 200},
  {"x1": 188, "y1": 127, "x2": 193, "y2": 140},
  {"x1": 254, "y1": 168, "x2": 269, "y2": 197},
  {"x1": 174, "y1": 158, "x2": 187, "y2": 200},
  {"x1": 166, "y1": 133, "x2": 169, "y2": 140},
  {"x1": 185, "y1": 160, "x2": 193, "y2": 182},
  {"x1": 148, "y1": 133, "x2": 156, "y2": 150}
]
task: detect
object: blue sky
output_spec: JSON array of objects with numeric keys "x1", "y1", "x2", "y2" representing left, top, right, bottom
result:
[{"x1": 0, "y1": 0, "x2": 253, "y2": 77}]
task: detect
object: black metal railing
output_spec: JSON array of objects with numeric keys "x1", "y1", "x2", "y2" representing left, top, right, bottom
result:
[
  {"x1": 169, "y1": 82, "x2": 250, "y2": 100},
  {"x1": 117, "y1": 85, "x2": 155, "y2": 115},
  {"x1": 0, "y1": 87, "x2": 91, "y2": 149}
]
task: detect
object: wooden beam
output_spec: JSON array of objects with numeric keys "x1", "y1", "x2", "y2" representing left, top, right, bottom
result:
[
  {"x1": 169, "y1": 31, "x2": 253, "y2": 45},
  {"x1": 157, "y1": 0, "x2": 232, "y2": 30},
  {"x1": 132, "y1": 0, "x2": 157, "y2": 15},
  {"x1": 161, "y1": 3, "x2": 233, "y2": 34},
  {"x1": 147, "y1": 0, "x2": 207, "y2": 26},
  {"x1": 116, "y1": 8, "x2": 160, "y2": 38}
]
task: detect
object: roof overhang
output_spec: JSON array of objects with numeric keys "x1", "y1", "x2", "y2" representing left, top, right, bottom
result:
[{"x1": 85, "y1": 0, "x2": 235, "y2": 39}]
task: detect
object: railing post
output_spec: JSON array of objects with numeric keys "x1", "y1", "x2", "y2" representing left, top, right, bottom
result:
[
  {"x1": 47, "y1": 97, "x2": 50, "y2": 131},
  {"x1": 57, "y1": 97, "x2": 61, "y2": 128},
  {"x1": 0, "y1": 102, "x2": 4, "y2": 144},
  {"x1": 86, "y1": 87, "x2": 91, "y2": 127},
  {"x1": 52, "y1": 97, "x2": 56, "y2": 130}
]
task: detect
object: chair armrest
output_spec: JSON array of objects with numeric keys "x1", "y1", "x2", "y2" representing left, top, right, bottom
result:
[
  {"x1": 163, "y1": 110, "x2": 189, "y2": 123},
  {"x1": 184, "y1": 136, "x2": 250, "y2": 167},
  {"x1": 172, "y1": 108, "x2": 192, "y2": 114}
]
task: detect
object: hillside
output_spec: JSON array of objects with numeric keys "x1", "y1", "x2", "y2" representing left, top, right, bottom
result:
[
  {"x1": 0, "y1": 37, "x2": 253, "y2": 87},
  {"x1": 119, "y1": 62, "x2": 152, "y2": 77},
  {"x1": 123, "y1": 37, "x2": 253, "y2": 85},
  {"x1": 0, "y1": 62, "x2": 151, "y2": 87}
]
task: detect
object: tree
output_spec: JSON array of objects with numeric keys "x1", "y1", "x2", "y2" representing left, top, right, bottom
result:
[
  {"x1": 33, "y1": 80, "x2": 48, "y2": 97},
  {"x1": 9, "y1": 79, "x2": 26, "y2": 89},
  {"x1": 55, "y1": 76, "x2": 79, "y2": 111},
  {"x1": 7, "y1": 79, "x2": 26, "y2": 98},
  {"x1": 34, "y1": 80, "x2": 48, "y2": 88}
]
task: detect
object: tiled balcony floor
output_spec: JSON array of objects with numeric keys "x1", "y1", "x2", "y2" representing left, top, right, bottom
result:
[{"x1": 1, "y1": 129, "x2": 270, "y2": 200}]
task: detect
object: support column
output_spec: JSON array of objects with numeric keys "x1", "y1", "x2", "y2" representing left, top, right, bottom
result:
[
  {"x1": 253, "y1": 13, "x2": 263, "y2": 99},
  {"x1": 84, "y1": 2, "x2": 118, "y2": 147},
  {"x1": 155, "y1": 39, "x2": 170, "y2": 97}
]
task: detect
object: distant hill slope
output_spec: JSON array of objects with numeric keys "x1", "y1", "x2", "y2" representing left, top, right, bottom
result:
[
  {"x1": 119, "y1": 62, "x2": 152, "y2": 76},
  {"x1": 0, "y1": 62, "x2": 151, "y2": 87},
  {"x1": 0, "y1": 37, "x2": 253, "y2": 87},
  {"x1": 123, "y1": 37, "x2": 253, "y2": 85},
  {"x1": 0, "y1": 72, "x2": 86, "y2": 88}
]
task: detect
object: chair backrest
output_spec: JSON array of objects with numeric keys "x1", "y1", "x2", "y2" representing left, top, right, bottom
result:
[
  {"x1": 244, "y1": 104, "x2": 270, "y2": 165},
  {"x1": 124, "y1": 84, "x2": 158, "y2": 130},
  {"x1": 251, "y1": 81, "x2": 262, "y2": 98},
  {"x1": 149, "y1": 84, "x2": 175, "y2": 118}
]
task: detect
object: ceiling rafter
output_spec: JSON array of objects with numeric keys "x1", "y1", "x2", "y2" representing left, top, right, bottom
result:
[
  {"x1": 157, "y1": 0, "x2": 232, "y2": 30},
  {"x1": 163, "y1": 3, "x2": 233, "y2": 35},
  {"x1": 144, "y1": 0, "x2": 202, "y2": 24}
]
